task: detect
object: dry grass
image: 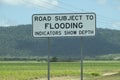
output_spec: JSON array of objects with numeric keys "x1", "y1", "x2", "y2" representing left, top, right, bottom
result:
[
  {"x1": 34, "y1": 72, "x2": 120, "y2": 80},
  {"x1": 34, "y1": 76, "x2": 79, "y2": 80}
]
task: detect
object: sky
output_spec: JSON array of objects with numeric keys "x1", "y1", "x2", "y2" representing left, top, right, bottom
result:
[{"x1": 0, "y1": 0, "x2": 120, "y2": 30}]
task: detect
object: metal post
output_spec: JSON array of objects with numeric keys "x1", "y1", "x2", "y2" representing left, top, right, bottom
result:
[
  {"x1": 80, "y1": 37, "x2": 83, "y2": 80},
  {"x1": 48, "y1": 38, "x2": 50, "y2": 80}
]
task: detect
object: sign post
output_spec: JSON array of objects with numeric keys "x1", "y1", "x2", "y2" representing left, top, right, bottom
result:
[
  {"x1": 80, "y1": 37, "x2": 83, "y2": 80},
  {"x1": 48, "y1": 38, "x2": 50, "y2": 80},
  {"x1": 32, "y1": 13, "x2": 96, "y2": 80}
]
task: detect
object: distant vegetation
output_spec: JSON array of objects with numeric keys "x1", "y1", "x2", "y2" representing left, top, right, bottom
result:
[{"x1": 0, "y1": 25, "x2": 120, "y2": 60}]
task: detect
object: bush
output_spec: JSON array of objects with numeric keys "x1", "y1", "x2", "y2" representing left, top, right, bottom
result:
[
  {"x1": 91, "y1": 72, "x2": 100, "y2": 76},
  {"x1": 50, "y1": 57, "x2": 58, "y2": 62}
]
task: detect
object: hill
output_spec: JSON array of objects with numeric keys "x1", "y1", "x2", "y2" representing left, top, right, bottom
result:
[{"x1": 0, "y1": 25, "x2": 120, "y2": 59}]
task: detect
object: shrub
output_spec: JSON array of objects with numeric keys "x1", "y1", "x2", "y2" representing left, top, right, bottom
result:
[{"x1": 91, "y1": 72, "x2": 100, "y2": 76}]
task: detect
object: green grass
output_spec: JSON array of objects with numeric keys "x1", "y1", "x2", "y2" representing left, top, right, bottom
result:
[{"x1": 0, "y1": 61, "x2": 119, "y2": 80}]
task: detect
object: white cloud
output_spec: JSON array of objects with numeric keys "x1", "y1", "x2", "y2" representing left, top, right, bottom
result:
[
  {"x1": 28, "y1": 0, "x2": 59, "y2": 9},
  {"x1": 112, "y1": 22, "x2": 120, "y2": 30},
  {"x1": 0, "y1": 17, "x2": 17, "y2": 27},
  {"x1": 0, "y1": 0, "x2": 59, "y2": 9},
  {"x1": 0, "y1": 21, "x2": 14, "y2": 27},
  {"x1": 0, "y1": 0, "x2": 24, "y2": 5},
  {"x1": 97, "y1": 0, "x2": 107, "y2": 5}
]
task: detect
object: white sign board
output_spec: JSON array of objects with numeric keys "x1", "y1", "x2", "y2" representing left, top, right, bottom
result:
[{"x1": 32, "y1": 13, "x2": 96, "y2": 37}]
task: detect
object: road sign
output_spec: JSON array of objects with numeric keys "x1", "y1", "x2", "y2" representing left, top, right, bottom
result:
[{"x1": 32, "y1": 13, "x2": 96, "y2": 37}]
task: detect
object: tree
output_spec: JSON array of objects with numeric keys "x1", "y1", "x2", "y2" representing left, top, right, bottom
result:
[{"x1": 51, "y1": 57, "x2": 58, "y2": 62}]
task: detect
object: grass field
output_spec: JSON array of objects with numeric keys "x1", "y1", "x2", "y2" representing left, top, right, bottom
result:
[{"x1": 0, "y1": 61, "x2": 120, "y2": 80}]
